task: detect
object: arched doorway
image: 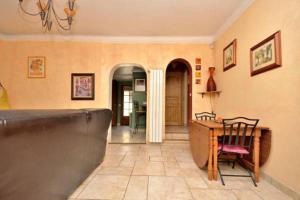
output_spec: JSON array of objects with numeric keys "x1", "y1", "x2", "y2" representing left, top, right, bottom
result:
[
  {"x1": 110, "y1": 64, "x2": 147, "y2": 144},
  {"x1": 165, "y1": 58, "x2": 192, "y2": 140}
]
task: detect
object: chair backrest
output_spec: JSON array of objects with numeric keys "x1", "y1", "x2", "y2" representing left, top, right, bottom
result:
[
  {"x1": 221, "y1": 117, "x2": 259, "y2": 151},
  {"x1": 195, "y1": 112, "x2": 216, "y2": 120},
  {"x1": 133, "y1": 101, "x2": 139, "y2": 111}
]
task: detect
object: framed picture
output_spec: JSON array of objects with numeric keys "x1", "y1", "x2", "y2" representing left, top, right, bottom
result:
[
  {"x1": 196, "y1": 65, "x2": 201, "y2": 70},
  {"x1": 223, "y1": 39, "x2": 237, "y2": 71},
  {"x1": 71, "y1": 73, "x2": 95, "y2": 100},
  {"x1": 134, "y1": 79, "x2": 146, "y2": 92},
  {"x1": 195, "y1": 58, "x2": 202, "y2": 65},
  {"x1": 195, "y1": 79, "x2": 201, "y2": 84},
  {"x1": 28, "y1": 56, "x2": 46, "y2": 78},
  {"x1": 250, "y1": 31, "x2": 281, "y2": 76},
  {"x1": 195, "y1": 72, "x2": 201, "y2": 78}
]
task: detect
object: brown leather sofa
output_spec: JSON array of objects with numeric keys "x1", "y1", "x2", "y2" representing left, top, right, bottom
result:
[{"x1": 0, "y1": 109, "x2": 112, "y2": 200}]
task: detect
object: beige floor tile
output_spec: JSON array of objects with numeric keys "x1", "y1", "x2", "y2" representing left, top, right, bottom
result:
[
  {"x1": 96, "y1": 166, "x2": 133, "y2": 176},
  {"x1": 132, "y1": 161, "x2": 165, "y2": 176},
  {"x1": 148, "y1": 176, "x2": 193, "y2": 200},
  {"x1": 191, "y1": 189, "x2": 238, "y2": 200},
  {"x1": 68, "y1": 183, "x2": 87, "y2": 199},
  {"x1": 77, "y1": 175, "x2": 129, "y2": 200},
  {"x1": 178, "y1": 161, "x2": 199, "y2": 169},
  {"x1": 150, "y1": 156, "x2": 176, "y2": 162},
  {"x1": 124, "y1": 176, "x2": 148, "y2": 200},
  {"x1": 232, "y1": 189, "x2": 263, "y2": 200},
  {"x1": 70, "y1": 143, "x2": 293, "y2": 200},
  {"x1": 175, "y1": 154, "x2": 194, "y2": 162},
  {"x1": 185, "y1": 177, "x2": 208, "y2": 189},
  {"x1": 203, "y1": 175, "x2": 254, "y2": 190},
  {"x1": 100, "y1": 155, "x2": 125, "y2": 167},
  {"x1": 120, "y1": 160, "x2": 136, "y2": 168},
  {"x1": 164, "y1": 161, "x2": 179, "y2": 168},
  {"x1": 150, "y1": 156, "x2": 166, "y2": 162},
  {"x1": 251, "y1": 180, "x2": 293, "y2": 200},
  {"x1": 165, "y1": 166, "x2": 203, "y2": 177}
]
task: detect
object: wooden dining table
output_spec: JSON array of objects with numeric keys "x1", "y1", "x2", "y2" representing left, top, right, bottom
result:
[{"x1": 189, "y1": 120, "x2": 269, "y2": 182}]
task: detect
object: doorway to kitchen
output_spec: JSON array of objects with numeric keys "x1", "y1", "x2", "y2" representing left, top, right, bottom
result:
[{"x1": 111, "y1": 65, "x2": 147, "y2": 144}]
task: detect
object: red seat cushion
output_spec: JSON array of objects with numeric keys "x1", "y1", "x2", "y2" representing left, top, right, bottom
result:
[{"x1": 218, "y1": 144, "x2": 249, "y2": 154}]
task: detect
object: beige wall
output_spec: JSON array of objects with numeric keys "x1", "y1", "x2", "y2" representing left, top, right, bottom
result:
[
  {"x1": 0, "y1": 41, "x2": 214, "y2": 117},
  {"x1": 213, "y1": 0, "x2": 300, "y2": 194}
]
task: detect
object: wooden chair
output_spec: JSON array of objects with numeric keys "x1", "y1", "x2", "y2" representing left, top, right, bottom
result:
[
  {"x1": 218, "y1": 117, "x2": 259, "y2": 186},
  {"x1": 195, "y1": 112, "x2": 216, "y2": 120}
]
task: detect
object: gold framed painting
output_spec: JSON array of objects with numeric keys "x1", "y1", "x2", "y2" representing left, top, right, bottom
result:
[
  {"x1": 250, "y1": 31, "x2": 281, "y2": 76},
  {"x1": 71, "y1": 73, "x2": 95, "y2": 100},
  {"x1": 28, "y1": 56, "x2": 46, "y2": 78},
  {"x1": 223, "y1": 39, "x2": 237, "y2": 71}
]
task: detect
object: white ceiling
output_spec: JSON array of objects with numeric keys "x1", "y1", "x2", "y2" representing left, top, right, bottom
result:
[{"x1": 0, "y1": 0, "x2": 253, "y2": 39}]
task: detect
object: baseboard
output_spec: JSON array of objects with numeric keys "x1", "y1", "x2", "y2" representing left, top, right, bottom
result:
[{"x1": 261, "y1": 172, "x2": 300, "y2": 200}]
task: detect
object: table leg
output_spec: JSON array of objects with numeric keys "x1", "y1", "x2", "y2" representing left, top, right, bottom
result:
[
  {"x1": 208, "y1": 129, "x2": 213, "y2": 180},
  {"x1": 213, "y1": 130, "x2": 218, "y2": 180},
  {"x1": 254, "y1": 129, "x2": 260, "y2": 182}
]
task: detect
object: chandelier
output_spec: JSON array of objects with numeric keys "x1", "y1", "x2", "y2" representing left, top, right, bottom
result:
[{"x1": 18, "y1": 0, "x2": 77, "y2": 31}]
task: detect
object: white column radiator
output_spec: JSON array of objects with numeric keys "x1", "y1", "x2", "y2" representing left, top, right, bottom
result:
[{"x1": 149, "y1": 69, "x2": 163, "y2": 143}]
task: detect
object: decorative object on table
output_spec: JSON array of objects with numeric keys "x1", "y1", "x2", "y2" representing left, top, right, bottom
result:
[
  {"x1": 195, "y1": 65, "x2": 201, "y2": 71},
  {"x1": 223, "y1": 39, "x2": 237, "y2": 71},
  {"x1": 250, "y1": 31, "x2": 281, "y2": 76},
  {"x1": 195, "y1": 71, "x2": 201, "y2": 78},
  {"x1": 195, "y1": 58, "x2": 202, "y2": 65},
  {"x1": 71, "y1": 73, "x2": 95, "y2": 100},
  {"x1": 134, "y1": 79, "x2": 146, "y2": 92},
  {"x1": 28, "y1": 56, "x2": 46, "y2": 78},
  {"x1": 18, "y1": 0, "x2": 77, "y2": 31},
  {"x1": 207, "y1": 67, "x2": 217, "y2": 92},
  {"x1": 195, "y1": 79, "x2": 201, "y2": 84},
  {"x1": 0, "y1": 82, "x2": 10, "y2": 109}
]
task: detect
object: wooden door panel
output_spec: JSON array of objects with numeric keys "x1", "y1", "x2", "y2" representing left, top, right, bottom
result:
[{"x1": 165, "y1": 72, "x2": 183, "y2": 125}]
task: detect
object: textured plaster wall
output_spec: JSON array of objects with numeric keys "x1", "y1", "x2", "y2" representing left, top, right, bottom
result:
[
  {"x1": 0, "y1": 41, "x2": 214, "y2": 118},
  {"x1": 213, "y1": 0, "x2": 300, "y2": 194}
]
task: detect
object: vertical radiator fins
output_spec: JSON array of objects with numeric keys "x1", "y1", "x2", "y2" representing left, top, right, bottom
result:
[{"x1": 149, "y1": 69, "x2": 163, "y2": 143}]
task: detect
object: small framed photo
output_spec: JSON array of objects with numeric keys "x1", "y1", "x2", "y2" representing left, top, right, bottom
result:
[
  {"x1": 195, "y1": 72, "x2": 201, "y2": 78},
  {"x1": 135, "y1": 79, "x2": 146, "y2": 92},
  {"x1": 250, "y1": 31, "x2": 281, "y2": 76},
  {"x1": 195, "y1": 79, "x2": 201, "y2": 84},
  {"x1": 223, "y1": 39, "x2": 237, "y2": 71},
  {"x1": 28, "y1": 56, "x2": 46, "y2": 78},
  {"x1": 196, "y1": 65, "x2": 201, "y2": 70},
  {"x1": 195, "y1": 58, "x2": 202, "y2": 65},
  {"x1": 71, "y1": 73, "x2": 95, "y2": 100}
]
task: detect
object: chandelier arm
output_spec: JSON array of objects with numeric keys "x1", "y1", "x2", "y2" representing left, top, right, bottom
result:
[
  {"x1": 52, "y1": 11, "x2": 71, "y2": 31},
  {"x1": 41, "y1": 11, "x2": 49, "y2": 27},
  {"x1": 51, "y1": 6, "x2": 68, "y2": 21},
  {"x1": 19, "y1": 2, "x2": 40, "y2": 16}
]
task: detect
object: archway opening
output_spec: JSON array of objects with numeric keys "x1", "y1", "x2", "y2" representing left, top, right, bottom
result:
[
  {"x1": 165, "y1": 58, "x2": 192, "y2": 140},
  {"x1": 111, "y1": 64, "x2": 147, "y2": 144}
]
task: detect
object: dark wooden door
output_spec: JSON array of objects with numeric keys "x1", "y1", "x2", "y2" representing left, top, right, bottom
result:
[
  {"x1": 165, "y1": 72, "x2": 183, "y2": 125},
  {"x1": 111, "y1": 80, "x2": 118, "y2": 126}
]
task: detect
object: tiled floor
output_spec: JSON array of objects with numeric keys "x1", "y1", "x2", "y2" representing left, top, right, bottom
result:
[
  {"x1": 111, "y1": 126, "x2": 146, "y2": 144},
  {"x1": 69, "y1": 141, "x2": 292, "y2": 200}
]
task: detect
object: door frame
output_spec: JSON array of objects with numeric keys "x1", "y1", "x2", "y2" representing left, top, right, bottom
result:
[
  {"x1": 108, "y1": 64, "x2": 149, "y2": 143},
  {"x1": 165, "y1": 58, "x2": 193, "y2": 123}
]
